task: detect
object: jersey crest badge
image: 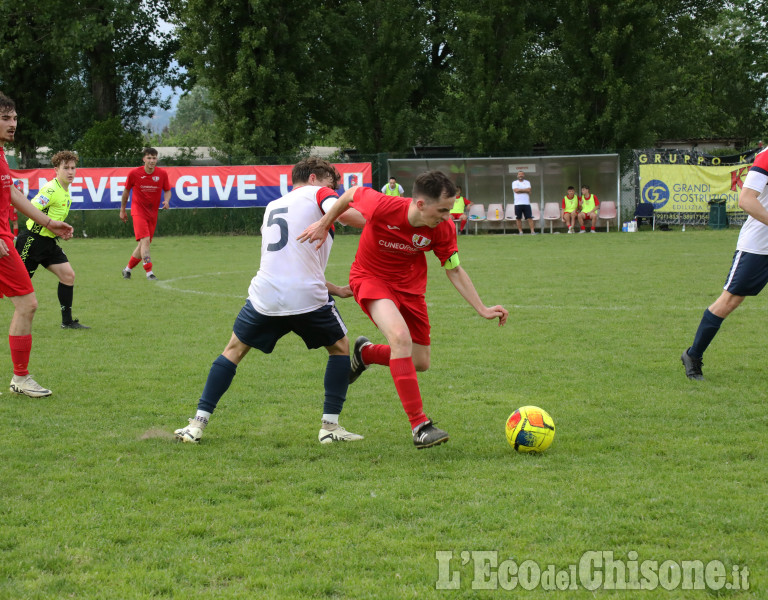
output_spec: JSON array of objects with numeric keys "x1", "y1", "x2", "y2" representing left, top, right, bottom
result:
[
  {"x1": 152, "y1": 176, "x2": 160, "y2": 182},
  {"x1": 38, "y1": 195, "x2": 50, "y2": 206},
  {"x1": 411, "y1": 234, "x2": 431, "y2": 248}
]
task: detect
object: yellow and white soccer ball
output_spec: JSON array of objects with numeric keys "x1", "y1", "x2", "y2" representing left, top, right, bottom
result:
[{"x1": 505, "y1": 406, "x2": 555, "y2": 453}]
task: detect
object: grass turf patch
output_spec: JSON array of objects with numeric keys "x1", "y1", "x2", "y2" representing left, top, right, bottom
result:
[{"x1": 0, "y1": 230, "x2": 765, "y2": 599}]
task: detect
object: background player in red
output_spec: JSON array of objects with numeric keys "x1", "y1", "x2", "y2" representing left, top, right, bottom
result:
[
  {"x1": 119, "y1": 147, "x2": 171, "y2": 280},
  {"x1": 0, "y1": 92, "x2": 74, "y2": 397},
  {"x1": 299, "y1": 171, "x2": 508, "y2": 449}
]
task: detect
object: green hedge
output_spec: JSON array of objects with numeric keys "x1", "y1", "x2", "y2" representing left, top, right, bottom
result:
[{"x1": 55, "y1": 209, "x2": 362, "y2": 238}]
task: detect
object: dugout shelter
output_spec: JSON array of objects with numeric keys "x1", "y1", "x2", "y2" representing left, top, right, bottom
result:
[{"x1": 387, "y1": 154, "x2": 621, "y2": 233}]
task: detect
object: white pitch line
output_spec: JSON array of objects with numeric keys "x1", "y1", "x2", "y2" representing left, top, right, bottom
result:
[{"x1": 154, "y1": 271, "x2": 250, "y2": 298}]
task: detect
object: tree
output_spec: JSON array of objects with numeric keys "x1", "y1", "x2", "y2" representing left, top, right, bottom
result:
[
  {"x1": 321, "y1": 0, "x2": 454, "y2": 153},
  {"x1": 434, "y1": 0, "x2": 556, "y2": 154},
  {"x1": 173, "y1": 0, "x2": 329, "y2": 158},
  {"x1": 0, "y1": 0, "x2": 179, "y2": 165},
  {"x1": 154, "y1": 85, "x2": 219, "y2": 148}
]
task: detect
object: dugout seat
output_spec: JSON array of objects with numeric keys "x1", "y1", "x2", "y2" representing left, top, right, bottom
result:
[
  {"x1": 467, "y1": 203, "x2": 486, "y2": 234},
  {"x1": 598, "y1": 201, "x2": 618, "y2": 232},
  {"x1": 543, "y1": 202, "x2": 561, "y2": 233}
]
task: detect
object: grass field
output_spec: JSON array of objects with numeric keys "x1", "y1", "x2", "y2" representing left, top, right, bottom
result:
[{"x1": 1, "y1": 229, "x2": 766, "y2": 599}]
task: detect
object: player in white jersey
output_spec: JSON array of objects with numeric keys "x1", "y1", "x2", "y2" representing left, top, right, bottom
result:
[
  {"x1": 682, "y1": 148, "x2": 768, "y2": 380},
  {"x1": 174, "y1": 157, "x2": 366, "y2": 444}
]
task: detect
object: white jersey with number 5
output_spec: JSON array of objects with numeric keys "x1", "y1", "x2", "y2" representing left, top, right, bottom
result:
[{"x1": 248, "y1": 185, "x2": 338, "y2": 315}]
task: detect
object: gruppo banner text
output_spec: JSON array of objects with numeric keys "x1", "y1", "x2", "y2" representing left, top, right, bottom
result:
[{"x1": 635, "y1": 149, "x2": 759, "y2": 213}]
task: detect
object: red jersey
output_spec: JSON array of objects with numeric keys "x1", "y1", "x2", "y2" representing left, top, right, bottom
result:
[
  {"x1": 125, "y1": 166, "x2": 170, "y2": 216},
  {"x1": 0, "y1": 147, "x2": 12, "y2": 234},
  {"x1": 349, "y1": 187, "x2": 458, "y2": 295}
]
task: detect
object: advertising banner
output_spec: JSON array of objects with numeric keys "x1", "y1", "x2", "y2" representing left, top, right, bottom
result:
[
  {"x1": 635, "y1": 149, "x2": 759, "y2": 213},
  {"x1": 9, "y1": 163, "x2": 372, "y2": 210}
]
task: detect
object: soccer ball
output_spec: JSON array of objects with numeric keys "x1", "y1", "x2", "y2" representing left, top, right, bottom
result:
[{"x1": 505, "y1": 406, "x2": 555, "y2": 453}]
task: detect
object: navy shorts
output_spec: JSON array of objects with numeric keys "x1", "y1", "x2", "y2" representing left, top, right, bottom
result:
[
  {"x1": 515, "y1": 205, "x2": 532, "y2": 220},
  {"x1": 232, "y1": 299, "x2": 348, "y2": 353},
  {"x1": 723, "y1": 250, "x2": 768, "y2": 296},
  {"x1": 15, "y1": 232, "x2": 69, "y2": 278}
]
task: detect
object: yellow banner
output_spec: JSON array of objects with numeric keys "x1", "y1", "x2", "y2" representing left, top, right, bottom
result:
[{"x1": 638, "y1": 162, "x2": 752, "y2": 213}]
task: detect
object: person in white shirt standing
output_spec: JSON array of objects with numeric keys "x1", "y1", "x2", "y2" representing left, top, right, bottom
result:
[
  {"x1": 174, "y1": 157, "x2": 365, "y2": 444},
  {"x1": 512, "y1": 170, "x2": 537, "y2": 235},
  {"x1": 681, "y1": 149, "x2": 768, "y2": 380}
]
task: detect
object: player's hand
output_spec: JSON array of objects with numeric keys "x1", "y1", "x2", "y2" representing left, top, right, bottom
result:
[
  {"x1": 0, "y1": 238, "x2": 8, "y2": 257},
  {"x1": 327, "y1": 283, "x2": 353, "y2": 298},
  {"x1": 48, "y1": 221, "x2": 74, "y2": 240},
  {"x1": 119, "y1": 208, "x2": 128, "y2": 223},
  {"x1": 297, "y1": 220, "x2": 331, "y2": 249},
  {"x1": 482, "y1": 305, "x2": 508, "y2": 326},
  {"x1": 162, "y1": 200, "x2": 170, "y2": 210}
]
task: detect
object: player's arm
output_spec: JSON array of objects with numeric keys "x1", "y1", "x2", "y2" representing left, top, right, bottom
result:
[
  {"x1": 738, "y1": 186, "x2": 768, "y2": 227},
  {"x1": 326, "y1": 281, "x2": 353, "y2": 298},
  {"x1": 119, "y1": 187, "x2": 131, "y2": 222},
  {"x1": 10, "y1": 185, "x2": 73, "y2": 239},
  {"x1": 298, "y1": 186, "x2": 358, "y2": 248},
  {"x1": 443, "y1": 259, "x2": 508, "y2": 326},
  {"x1": 162, "y1": 189, "x2": 171, "y2": 210}
]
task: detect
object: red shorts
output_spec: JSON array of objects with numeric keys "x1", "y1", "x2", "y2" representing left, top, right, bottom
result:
[
  {"x1": 0, "y1": 233, "x2": 34, "y2": 298},
  {"x1": 349, "y1": 274, "x2": 431, "y2": 346},
  {"x1": 132, "y1": 211, "x2": 158, "y2": 241}
]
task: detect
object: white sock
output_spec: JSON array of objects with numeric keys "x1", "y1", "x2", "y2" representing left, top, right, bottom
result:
[
  {"x1": 322, "y1": 414, "x2": 339, "y2": 425},
  {"x1": 125, "y1": 265, "x2": 132, "y2": 271},
  {"x1": 193, "y1": 410, "x2": 211, "y2": 428},
  {"x1": 146, "y1": 270, "x2": 154, "y2": 277}
]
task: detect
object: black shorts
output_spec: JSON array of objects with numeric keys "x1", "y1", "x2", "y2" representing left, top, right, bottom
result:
[
  {"x1": 723, "y1": 250, "x2": 768, "y2": 296},
  {"x1": 232, "y1": 299, "x2": 348, "y2": 353},
  {"x1": 15, "y1": 232, "x2": 68, "y2": 278},
  {"x1": 515, "y1": 205, "x2": 532, "y2": 220}
]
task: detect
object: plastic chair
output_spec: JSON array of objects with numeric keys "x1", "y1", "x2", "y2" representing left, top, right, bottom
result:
[
  {"x1": 467, "y1": 203, "x2": 486, "y2": 234},
  {"x1": 634, "y1": 203, "x2": 655, "y2": 230},
  {"x1": 504, "y1": 204, "x2": 516, "y2": 220},
  {"x1": 530, "y1": 203, "x2": 541, "y2": 222},
  {"x1": 598, "y1": 201, "x2": 618, "y2": 232},
  {"x1": 486, "y1": 203, "x2": 504, "y2": 222},
  {"x1": 543, "y1": 202, "x2": 561, "y2": 233}
]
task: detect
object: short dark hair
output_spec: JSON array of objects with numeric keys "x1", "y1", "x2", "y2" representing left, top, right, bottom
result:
[
  {"x1": 582, "y1": 184, "x2": 590, "y2": 190},
  {"x1": 143, "y1": 147, "x2": 158, "y2": 157},
  {"x1": 412, "y1": 170, "x2": 456, "y2": 203},
  {"x1": 389, "y1": 176, "x2": 397, "y2": 181},
  {"x1": 292, "y1": 156, "x2": 340, "y2": 189},
  {"x1": 567, "y1": 186, "x2": 575, "y2": 191},
  {"x1": 52, "y1": 150, "x2": 79, "y2": 168},
  {"x1": 0, "y1": 92, "x2": 16, "y2": 115}
]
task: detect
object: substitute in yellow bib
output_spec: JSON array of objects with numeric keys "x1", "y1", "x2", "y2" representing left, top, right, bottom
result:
[
  {"x1": 561, "y1": 186, "x2": 579, "y2": 233},
  {"x1": 15, "y1": 151, "x2": 90, "y2": 329},
  {"x1": 577, "y1": 185, "x2": 600, "y2": 233}
]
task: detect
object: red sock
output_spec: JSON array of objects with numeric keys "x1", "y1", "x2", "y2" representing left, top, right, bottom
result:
[
  {"x1": 362, "y1": 343, "x2": 390, "y2": 366},
  {"x1": 591, "y1": 227, "x2": 595, "y2": 231},
  {"x1": 143, "y1": 261, "x2": 153, "y2": 273},
  {"x1": 389, "y1": 357, "x2": 428, "y2": 429},
  {"x1": 13, "y1": 227, "x2": 18, "y2": 236},
  {"x1": 128, "y1": 256, "x2": 141, "y2": 269},
  {"x1": 580, "y1": 226, "x2": 585, "y2": 231},
  {"x1": 9, "y1": 334, "x2": 32, "y2": 376}
]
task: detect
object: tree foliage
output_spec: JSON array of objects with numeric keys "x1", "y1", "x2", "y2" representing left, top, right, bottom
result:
[{"x1": 0, "y1": 0, "x2": 178, "y2": 165}]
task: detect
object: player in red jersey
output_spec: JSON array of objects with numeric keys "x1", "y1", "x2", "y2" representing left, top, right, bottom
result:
[
  {"x1": 299, "y1": 170, "x2": 508, "y2": 449},
  {"x1": 119, "y1": 147, "x2": 171, "y2": 280},
  {"x1": 0, "y1": 93, "x2": 74, "y2": 397}
]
